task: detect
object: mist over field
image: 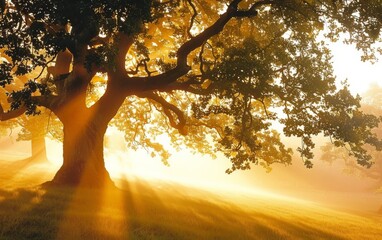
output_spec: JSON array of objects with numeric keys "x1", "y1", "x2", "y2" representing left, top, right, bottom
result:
[{"x1": 1, "y1": 139, "x2": 382, "y2": 240}]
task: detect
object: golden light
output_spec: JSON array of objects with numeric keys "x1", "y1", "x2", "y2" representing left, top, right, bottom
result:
[{"x1": 0, "y1": 37, "x2": 381, "y2": 216}]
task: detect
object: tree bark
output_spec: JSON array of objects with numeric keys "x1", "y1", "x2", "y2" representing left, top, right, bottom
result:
[{"x1": 50, "y1": 119, "x2": 114, "y2": 188}]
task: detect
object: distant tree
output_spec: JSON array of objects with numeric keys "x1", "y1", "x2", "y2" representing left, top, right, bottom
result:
[
  {"x1": 16, "y1": 111, "x2": 61, "y2": 163},
  {"x1": 1, "y1": 0, "x2": 382, "y2": 188},
  {"x1": 0, "y1": 50, "x2": 63, "y2": 163}
]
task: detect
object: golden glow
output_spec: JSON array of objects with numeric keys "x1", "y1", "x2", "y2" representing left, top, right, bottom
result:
[
  {"x1": 1, "y1": 2, "x2": 382, "y2": 238},
  {"x1": 1, "y1": 164, "x2": 381, "y2": 240},
  {"x1": 0, "y1": 43, "x2": 382, "y2": 240}
]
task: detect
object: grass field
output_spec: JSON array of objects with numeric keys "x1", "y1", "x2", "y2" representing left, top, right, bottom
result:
[{"x1": 0, "y1": 161, "x2": 381, "y2": 240}]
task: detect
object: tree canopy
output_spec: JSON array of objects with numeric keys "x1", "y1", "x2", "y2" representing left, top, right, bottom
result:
[
  {"x1": 321, "y1": 84, "x2": 382, "y2": 192},
  {"x1": 0, "y1": 0, "x2": 382, "y2": 186}
]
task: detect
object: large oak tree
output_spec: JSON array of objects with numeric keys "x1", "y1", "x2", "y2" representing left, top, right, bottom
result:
[{"x1": 0, "y1": 0, "x2": 381, "y2": 187}]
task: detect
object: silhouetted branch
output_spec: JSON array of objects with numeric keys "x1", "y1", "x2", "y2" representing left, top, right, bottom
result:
[
  {"x1": 0, "y1": 103, "x2": 25, "y2": 121},
  {"x1": 186, "y1": 0, "x2": 198, "y2": 38},
  {"x1": 120, "y1": 0, "x2": 267, "y2": 93},
  {"x1": 137, "y1": 91, "x2": 187, "y2": 135}
]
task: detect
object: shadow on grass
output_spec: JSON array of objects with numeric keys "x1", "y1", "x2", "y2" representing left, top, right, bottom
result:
[{"x1": 0, "y1": 176, "x2": 356, "y2": 240}]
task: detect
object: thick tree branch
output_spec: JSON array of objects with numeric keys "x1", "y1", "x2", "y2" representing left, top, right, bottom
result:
[
  {"x1": 0, "y1": 93, "x2": 58, "y2": 121},
  {"x1": 114, "y1": 33, "x2": 135, "y2": 73},
  {"x1": 90, "y1": 82, "x2": 127, "y2": 126},
  {"x1": 175, "y1": 0, "x2": 245, "y2": 68},
  {"x1": 121, "y1": 0, "x2": 261, "y2": 93},
  {"x1": 48, "y1": 49, "x2": 72, "y2": 96},
  {"x1": 0, "y1": 103, "x2": 25, "y2": 121},
  {"x1": 32, "y1": 95, "x2": 59, "y2": 110}
]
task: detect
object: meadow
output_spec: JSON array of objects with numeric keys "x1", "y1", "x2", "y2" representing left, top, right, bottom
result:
[{"x1": 0, "y1": 160, "x2": 381, "y2": 240}]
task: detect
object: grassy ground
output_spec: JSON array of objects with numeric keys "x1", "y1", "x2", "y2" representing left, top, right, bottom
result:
[{"x1": 0, "y1": 161, "x2": 382, "y2": 240}]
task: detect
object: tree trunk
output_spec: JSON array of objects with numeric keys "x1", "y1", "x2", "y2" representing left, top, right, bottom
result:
[
  {"x1": 47, "y1": 78, "x2": 126, "y2": 188},
  {"x1": 31, "y1": 135, "x2": 48, "y2": 163},
  {"x1": 50, "y1": 119, "x2": 114, "y2": 188}
]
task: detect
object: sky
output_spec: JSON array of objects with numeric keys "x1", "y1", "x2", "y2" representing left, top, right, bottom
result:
[{"x1": 330, "y1": 42, "x2": 382, "y2": 94}]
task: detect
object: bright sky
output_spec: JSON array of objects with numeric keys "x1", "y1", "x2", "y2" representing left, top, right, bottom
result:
[{"x1": 329, "y1": 42, "x2": 382, "y2": 95}]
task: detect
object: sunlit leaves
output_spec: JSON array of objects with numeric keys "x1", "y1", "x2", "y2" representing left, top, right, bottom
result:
[
  {"x1": 179, "y1": 0, "x2": 381, "y2": 171},
  {"x1": 321, "y1": 86, "x2": 382, "y2": 188},
  {"x1": 111, "y1": 96, "x2": 172, "y2": 165}
]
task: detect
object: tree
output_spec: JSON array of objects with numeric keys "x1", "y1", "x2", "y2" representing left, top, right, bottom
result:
[
  {"x1": 0, "y1": 83, "x2": 49, "y2": 163},
  {"x1": 15, "y1": 110, "x2": 63, "y2": 163},
  {"x1": 1, "y1": 0, "x2": 382, "y2": 188},
  {"x1": 0, "y1": 112, "x2": 50, "y2": 163},
  {"x1": 321, "y1": 84, "x2": 382, "y2": 192},
  {"x1": 0, "y1": 49, "x2": 63, "y2": 164}
]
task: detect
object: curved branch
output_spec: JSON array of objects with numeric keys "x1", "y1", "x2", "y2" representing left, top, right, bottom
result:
[
  {"x1": 137, "y1": 91, "x2": 187, "y2": 135},
  {"x1": 199, "y1": 42, "x2": 207, "y2": 74},
  {"x1": 0, "y1": 103, "x2": 25, "y2": 121},
  {"x1": 186, "y1": 0, "x2": 198, "y2": 38},
  {"x1": 188, "y1": 119, "x2": 225, "y2": 139},
  {"x1": 175, "y1": 0, "x2": 248, "y2": 68},
  {"x1": 0, "y1": 93, "x2": 59, "y2": 122}
]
